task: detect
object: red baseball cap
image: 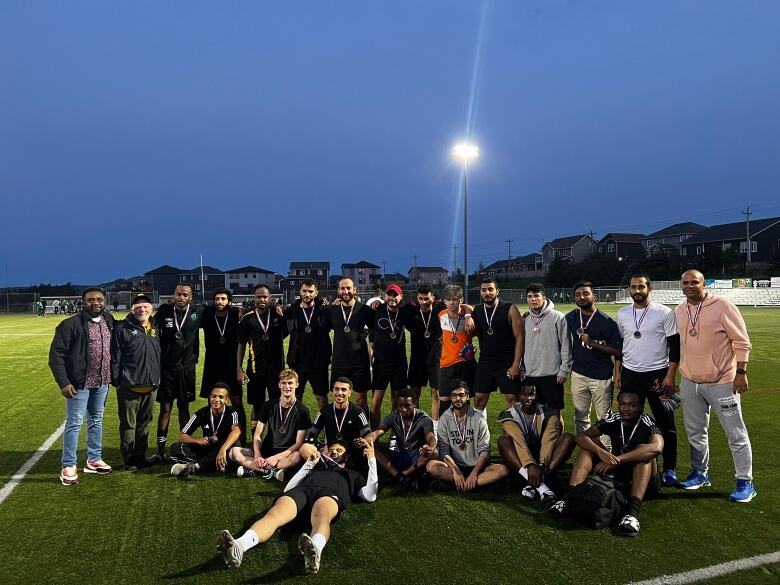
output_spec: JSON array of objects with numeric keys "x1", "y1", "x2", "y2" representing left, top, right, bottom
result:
[{"x1": 385, "y1": 284, "x2": 403, "y2": 296}]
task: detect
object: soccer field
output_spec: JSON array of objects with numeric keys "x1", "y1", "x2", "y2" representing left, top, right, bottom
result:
[{"x1": 1, "y1": 306, "x2": 778, "y2": 585}]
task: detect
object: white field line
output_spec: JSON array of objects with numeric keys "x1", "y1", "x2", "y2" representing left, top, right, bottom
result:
[
  {"x1": 627, "y1": 550, "x2": 780, "y2": 585},
  {"x1": 0, "y1": 421, "x2": 65, "y2": 505}
]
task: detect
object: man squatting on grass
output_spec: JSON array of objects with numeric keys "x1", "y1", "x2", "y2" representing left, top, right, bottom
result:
[{"x1": 217, "y1": 439, "x2": 378, "y2": 574}]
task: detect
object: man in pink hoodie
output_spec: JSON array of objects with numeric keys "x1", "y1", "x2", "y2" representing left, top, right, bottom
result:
[{"x1": 674, "y1": 270, "x2": 755, "y2": 502}]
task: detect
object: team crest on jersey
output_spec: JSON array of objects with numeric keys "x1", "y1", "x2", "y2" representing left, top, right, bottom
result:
[{"x1": 191, "y1": 314, "x2": 198, "y2": 321}]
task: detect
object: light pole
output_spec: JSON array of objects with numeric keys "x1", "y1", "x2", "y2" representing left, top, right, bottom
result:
[{"x1": 452, "y1": 142, "x2": 479, "y2": 303}]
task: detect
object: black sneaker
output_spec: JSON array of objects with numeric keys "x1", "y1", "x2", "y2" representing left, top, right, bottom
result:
[
  {"x1": 548, "y1": 499, "x2": 567, "y2": 517},
  {"x1": 236, "y1": 466, "x2": 256, "y2": 478}
]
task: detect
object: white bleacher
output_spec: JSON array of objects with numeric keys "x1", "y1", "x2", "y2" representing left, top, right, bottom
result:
[{"x1": 618, "y1": 288, "x2": 780, "y2": 306}]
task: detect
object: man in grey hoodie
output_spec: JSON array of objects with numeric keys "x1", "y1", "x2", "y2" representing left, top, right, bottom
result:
[
  {"x1": 426, "y1": 381, "x2": 509, "y2": 491},
  {"x1": 522, "y1": 283, "x2": 572, "y2": 414}
]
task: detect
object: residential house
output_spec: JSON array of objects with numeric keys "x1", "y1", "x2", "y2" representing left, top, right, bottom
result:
[
  {"x1": 179, "y1": 265, "x2": 225, "y2": 297},
  {"x1": 341, "y1": 261, "x2": 381, "y2": 288},
  {"x1": 597, "y1": 233, "x2": 645, "y2": 264},
  {"x1": 409, "y1": 266, "x2": 448, "y2": 286},
  {"x1": 288, "y1": 262, "x2": 330, "y2": 289},
  {"x1": 144, "y1": 265, "x2": 185, "y2": 294},
  {"x1": 224, "y1": 266, "x2": 276, "y2": 293},
  {"x1": 479, "y1": 253, "x2": 544, "y2": 279},
  {"x1": 541, "y1": 235, "x2": 597, "y2": 270},
  {"x1": 642, "y1": 222, "x2": 706, "y2": 253},
  {"x1": 679, "y1": 217, "x2": 780, "y2": 265}
]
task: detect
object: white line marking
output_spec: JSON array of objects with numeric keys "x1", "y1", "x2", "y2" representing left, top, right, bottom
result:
[
  {"x1": 628, "y1": 551, "x2": 780, "y2": 585},
  {"x1": 0, "y1": 421, "x2": 65, "y2": 505}
]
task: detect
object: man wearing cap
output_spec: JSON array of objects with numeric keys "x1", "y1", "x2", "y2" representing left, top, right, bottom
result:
[
  {"x1": 367, "y1": 283, "x2": 407, "y2": 428},
  {"x1": 111, "y1": 294, "x2": 161, "y2": 470},
  {"x1": 49, "y1": 287, "x2": 115, "y2": 486}
]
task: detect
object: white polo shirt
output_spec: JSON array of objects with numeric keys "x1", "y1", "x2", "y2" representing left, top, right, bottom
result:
[{"x1": 616, "y1": 302, "x2": 677, "y2": 372}]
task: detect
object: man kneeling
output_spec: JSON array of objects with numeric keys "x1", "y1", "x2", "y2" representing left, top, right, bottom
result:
[
  {"x1": 426, "y1": 381, "x2": 508, "y2": 491},
  {"x1": 217, "y1": 439, "x2": 378, "y2": 574},
  {"x1": 497, "y1": 383, "x2": 575, "y2": 506},
  {"x1": 362, "y1": 387, "x2": 436, "y2": 491},
  {"x1": 549, "y1": 391, "x2": 663, "y2": 537},
  {"x1": 169, "y1": 383, "x2": 241, "y2": 477}
]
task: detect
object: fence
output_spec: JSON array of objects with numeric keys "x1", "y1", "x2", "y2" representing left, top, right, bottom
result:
[{"x1": 0, "y1": 292, "x2": 38, "y2": 314}]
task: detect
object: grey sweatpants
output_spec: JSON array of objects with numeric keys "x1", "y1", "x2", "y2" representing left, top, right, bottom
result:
[{"x1": 679, "y1": 377, "x2": 752, "y2": 481}]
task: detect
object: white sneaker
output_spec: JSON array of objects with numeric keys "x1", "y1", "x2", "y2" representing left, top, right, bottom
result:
[
  {"x1": 617, "y1": 514, "x2": 640, "y2": 537},
  {"x1": 274, "y1": 468, "x2": 285, "y2": 482},
  {"x1": 298, "y1": 533, "x2": 321, "y2": 574},
  {"x1": 217, "y1": 530, "x2": 244, "y2": 568},
  {"x1": 520, "y1": 485, "x2": 537, "y2": 501}
]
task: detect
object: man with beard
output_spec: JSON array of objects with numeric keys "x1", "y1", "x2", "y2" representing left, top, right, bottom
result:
[
  {"x1": 614, "y1": 275, "x2": 680, "y2": 487},
  {"x1": 400, "y1": 284, "x2": 446, "y2": 428},
  {"x1": 564, "y1": 281, "x2": 622, "y2": 438},
  {"x1": 49, "y1": 287, "x2": 115, "y2": 485},
  {"x1": 308, "y1": 377, "x2": 370, "y2": 462},
  {"x1": 467, "y1": 277, "x2": 524, "y2": 419},
  {"x1": 437, "y1": 284, "x2": 476, "y2": 414},
  {"x1": 426, "y1": 381, "x2": 509, "y2": 491},
  {"x1": 238, "y1": 285, "x2": 288, "y2": 430},
  {"x1": 674, "y1": 270, "x2": 755, "y2": 501},
  {"x1": 549, "y1": 391, "x2": 663, "y2": 538},
  {"x1": 200, "y1": 288, "x2": 246, "y2": 445},
  {"x1": 368, "y1": 284, "x2": 407, "y2": 429},
  {"x1": 154, "y1": 284, "x2": 204, "y2": 460},
  {"x1": 217, "y1": 439, "x2": 378, "y2": 574},
  {"x1": 522, "y1": 283, "x2": 572, "y2": 416},
  {"x1": 284, "y1": 279, "x2": 332, "y2": 410},
  {"x1": 325, "y1": 278, "x2": 374, "y2": 415}
]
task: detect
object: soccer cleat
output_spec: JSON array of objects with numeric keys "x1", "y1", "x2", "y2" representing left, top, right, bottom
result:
[
  {"x1": 548, "y1": 499, "x2": 566, "y2": 517},
  {"x1": 729, "y1": 480, "x2": 757, "y2": 503},
  {"x1": 84, "y1": 460, "x2": 112, "y2": 475},
  {"x1": 60, "y1": 466, "x2": 79, "y2": 486},
  {"x1": 661, "y1": 469, "x2": 677, "y2": 487},
  {"x1": 217, "y1": 530, "x2": 244, "y2": 568},
  {"x1": 236, "y1": 466, "x2": 256, "y2": 478},
  {"x1": 520, "y1": 485, "x2": 538, "y2": 501},
  {"x1": 678, "y1": 470, "x2": 711, "y2": 490},
  {"x1": 171, "y1": 463, "x2": 196, "y2": 478},
  {"x1": 274, "y1": 468, "x2": 285, "y2": 482},
  {"x1": 298, "y1": 533, "x2": 321, "y2": 574},
  {"x1": 539, "y1": 490, "x2": 557, "y2": 508},
  {"x1": 617, "y1": 514, "x2": 640, "y2": 537},
  {"x1": 260, "y1": 469, "x2": 275, "y2": 480}
]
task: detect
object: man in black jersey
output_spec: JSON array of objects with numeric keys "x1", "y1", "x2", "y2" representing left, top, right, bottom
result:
[
  {"x1": 237, "y1": 284, "x2": 289, "y2": 430},
  {"x1": 308, "y1": 377, "x2": 370, "y2": 461},
  {"x1": 466, "y1": 277, "x2": 524, "y2": 418},
  {"x1": 154, "y1": 284, "x2": 204, "y2": 460},
  {"x1": 368, "y1": 284, "x2": 407, "y2": 429},
  {"x1": 549, "y1": 391, "x2": 663, "y2": 537},
  {"x1": 169, "y1": 383, "x2": 241, "y2": 477},
  {"x1": 200, "y1": 288, "x2": 246, "y2": 445},
  {"x1": 217, "y1": 438, "x2": 378, "y2": 574},
  {"x1": 325, "y1": 278, "x2": 374, "y2": 414},
  {"x1": 284, "y1": 279, "x2": 332, "y2": 409},
  {"x1": 400, "y1": 284, "x2": 445, "y2": 423},
  {"x1": 230, "y1": 369, "x2": 311, "y2": 479},
  {"x1": 363, "y1": 387, "x2": 436, "y2": 490}
]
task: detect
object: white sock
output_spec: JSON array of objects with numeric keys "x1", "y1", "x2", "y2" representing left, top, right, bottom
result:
[
  {"x1": 519, "y1": 467, "x2": 528, "y2": 480},
  {"x1": 311, "y1": 533, "x2": 327, "y2": 554},
  {"x1": 236, "y1": 529, "x2": 259, "y2": 551},
  {"x1": 518, "y1": 467, "x2": 550, "y2": 494}
]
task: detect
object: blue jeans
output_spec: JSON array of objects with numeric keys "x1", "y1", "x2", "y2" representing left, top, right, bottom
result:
[{"x1": 62, "y1": 384, "x2": 109, "y2": 467}]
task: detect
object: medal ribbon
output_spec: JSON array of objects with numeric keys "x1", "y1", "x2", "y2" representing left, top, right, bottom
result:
[
  {"x1": 400, "y1": 410, "x2": 416, "y2": 445},
  {"x1": 215, "y1": 311, "x2": 228, "y2": 338},
  {"x1": 279, "y1": 399, "x2": 296, "y2": 429},
  {"x1": 341, "y1": 303, "x2": 355, "y2": 329},
  {"x1": 530, "y1": 310, "x2": 547, "y2": 328},
  {"x1": 333, "y1": 404, "x2": 349, "y2": 436},
  {"x1": 686, "y1": 294, "x2": 706, "y2": 331},
  {"x1": 301, "y1": 305, "x2": 314, "y2": 329},
  {"x1": 174, "y1": 305, "x2": 191, "y2": 336},
  {"x1": 632, "y1": 304, "x2": 650, "y2": 333},
  {"x1": 256, "y1": 310, "x2": 270, "y2": 337},
  {"x1": 579, "y1": 309, "x2": 596, "y2": 331},
  {"x1": 386, "y1": 307, "x2": 398, "y2": 336},
  {"x1": 419, "y1": 308, "x2": 432, "y2": 336},
  {"x1": 447, "y1": 314, "x2": 462, "y2": 336},
  {"x1": 210, "y1": 408, "x2": 225, "y2": 440},
  {"x1": 484, "y1": 302, "x2": 499, "y2": 330},
  {"x1": 620, "y1": 419, "x2": 641, "y2": 451},
  {"x1": 454, "y1": 412, "x2": 467, "y2": 446}
]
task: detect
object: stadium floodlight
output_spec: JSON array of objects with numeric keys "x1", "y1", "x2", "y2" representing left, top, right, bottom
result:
[{"x1": 452, "y1": 142, "x2": 479, "y2": 302}]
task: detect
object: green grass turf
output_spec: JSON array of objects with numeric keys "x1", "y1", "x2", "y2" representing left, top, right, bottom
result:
[{"x1": 0, "y1": 305, "x2": 778, "y2": 584}]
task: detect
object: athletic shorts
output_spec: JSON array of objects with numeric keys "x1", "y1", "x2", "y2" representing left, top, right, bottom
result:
[
  {"x1": 407, "y1": 360, "x2": 439, "y2": 389},
  {"x1": 331, "y1": 366, "x2": 371, "y2": 394},
  {"x1": 280, "y1": 486, "x2": 346, "y2": 522},
  {"x1": 619, "y1": 366, "x2": 669, "y2": 406},
  {"x1": 297, "y1": 368, "x2": 330, "y2": 397},
  {"x1": 157, "y1": 366, "x2": 196, "y2": 404},
  {"x1": 259, "y1": 442, "x2": 289, "y2": 458},
  {"x1": 613, "y1": 465, "x2": 662, "y2": 498},
  {"x1": 247, "y1": 373, "x2": 280, "y2": 407},
  {"x1": 390, "y1": 450, "x2": 419, "y2": 472},
  {"x1": 372, "y1": 360, "x2": 407, "y2": 392},
  {"x1": 522, "y1": 375, "x2": 564, "y2": 410},
  {"x1": 474, "y1": 360, "x2": 522, "y2": 395},
  {"x1": 438, "y1": 361, "x2": 476, "y2": 398},
  {"x1": 455, "y1": 464, "x2": 475, "y2": 477}
]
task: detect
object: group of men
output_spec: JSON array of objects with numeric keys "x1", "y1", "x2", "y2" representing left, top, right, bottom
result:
[{"x1": 48, "y1": 269, "x2": 756, "y2": 570}]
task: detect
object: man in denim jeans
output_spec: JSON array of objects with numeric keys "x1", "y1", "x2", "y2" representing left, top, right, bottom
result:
[{"x1": 49, "y1": 287, "x2": 115, "y2": 486}]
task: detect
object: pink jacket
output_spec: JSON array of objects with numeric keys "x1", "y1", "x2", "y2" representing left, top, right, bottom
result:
[{"x1": 674, "y1": 294, "x2": 751, "y2": 384}]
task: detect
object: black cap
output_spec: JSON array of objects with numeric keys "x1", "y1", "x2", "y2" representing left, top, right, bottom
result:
[{"x1": 131, "y1": 294, "x2": 153, "y2": 306}]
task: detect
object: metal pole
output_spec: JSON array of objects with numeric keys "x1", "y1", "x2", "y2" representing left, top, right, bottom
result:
[{"x1": 463, "y1": 159, "x2": 469, "y2": 303}]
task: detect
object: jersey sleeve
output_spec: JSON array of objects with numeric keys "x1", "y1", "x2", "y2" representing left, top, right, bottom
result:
[
  {"x1": 238, "y1": 314, "x2": 252, "y2": 344},
  {"x1": 663, "y1": 308, "x2": 678, "y2": 337},
  {"x1": 257, "y1": 401, "x2": 272, "y2": 424},
  {"x1": 297, "y1": 404, "x2": 312, "y2": 430},
  {"x1": 378, "y1": 413, "x2": 395, "y2": 432}
]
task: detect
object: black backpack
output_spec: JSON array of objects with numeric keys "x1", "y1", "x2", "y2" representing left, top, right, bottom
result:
[{"x1": 566, "y1": 475, "x2": 626, "y2": 529}]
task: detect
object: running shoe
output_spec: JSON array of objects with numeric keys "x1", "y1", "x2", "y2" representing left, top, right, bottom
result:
[
  {"x1": 729, "y1": 480, "x2": 757, "y2": 503},
  {"x1": 661, "y1": 469, "x2": 677, "y2": 487},
  {"x1": 236, "y1": 466, "x2": 256, "y2": 478},
  {"x1": 678, "y1": 470, "x2": 711, "y2": 490},
  {"x1": 84, "y1": 460, "x2": 112, "y2": 475},
  {"x1": 60, "y1": 466, "x2": 79, "y2": 486},
  {"x1": 617, "y1": 514, "x2": 640, "y2": 537},
  {"x1": 170, "y1": 463, "x2": 196, "y2": 478}
]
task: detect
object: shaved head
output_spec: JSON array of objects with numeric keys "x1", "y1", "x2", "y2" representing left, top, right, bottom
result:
[
  {"x1": 681, "y1": 269, "x2": 706, "y2": 302},
  {"x1": 682, "y1": 269, "x2": 704, "y2": 281}
]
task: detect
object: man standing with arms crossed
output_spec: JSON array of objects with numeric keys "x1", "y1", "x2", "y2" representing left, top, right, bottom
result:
[
  {"x1": 674, "y1": 270, "x2": 756, "y2": 501},
  {"x1": 49, "y1": 287, "x2": 115, "y2": 485},
  {"x1": 614, "y1": 275, "x2": 680, "y2": 486}
]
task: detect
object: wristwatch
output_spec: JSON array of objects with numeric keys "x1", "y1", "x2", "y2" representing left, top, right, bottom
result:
[{"x1": 736, "y1": 368, "x2": 748, "y2": 375}]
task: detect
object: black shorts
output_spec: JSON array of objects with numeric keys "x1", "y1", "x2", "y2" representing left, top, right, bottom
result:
[
  {"x1": 456, "y1": 464, "x2": 475, "y2": 477},
  {"x1": 438, "y1": 361, "x2": 476, "y2": 398},
  {"x1": 331, "y1": 366, "x2": 371, "y2": 394},
  {"x1": 474, "y1": 360, "x2": 522, "y2": 395},
  {"x1": 372, "y1": 360, "x2": 407, "y2": 392},
  {"x1": 247, "y1": 373, "x2": 280, "y2": 407},
  {"x1": 280, "y1": 486, "x2": 345, "y2": 522},
  {"x1": 408, "y1": 360, "x2": 439, "y2": 389},
  {"x1": 614, "y1": 465, "x2": 662, "y2": 498},
  {"x1": 200, "y1": 376, "x2": 243, "y2": 399},
  {"x1": 157, "y1": 366, "x2": 196, "y2": 404},
  {"x1": 297, "y1": 368, "x2": 330, "y2": 397},
  {"x1": 619, "y1": 366, "x2": 669, "y2": 406},
  {"x1": 260, "y1": 442, "x2": 289, "y2": 458},
  {"x1": 523, "y1": 375, "x2": 564, "y2": 410}
]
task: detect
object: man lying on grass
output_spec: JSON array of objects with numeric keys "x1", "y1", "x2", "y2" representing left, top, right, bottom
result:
[{"x1": 217, "y1": 438, "x2": 378, "y2": 574}]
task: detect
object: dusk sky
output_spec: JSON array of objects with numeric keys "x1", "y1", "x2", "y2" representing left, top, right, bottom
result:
[{"x1": 2, "y1": 1, "x2": 779, "y2": 287}]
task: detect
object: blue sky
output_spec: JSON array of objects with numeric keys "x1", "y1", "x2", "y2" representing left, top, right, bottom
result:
[{"x1": 2, "y1": 1, "x2": 779, "y2": 286}]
